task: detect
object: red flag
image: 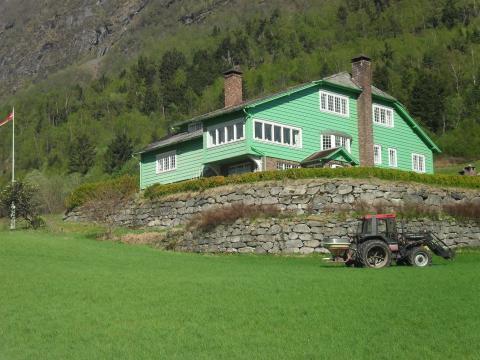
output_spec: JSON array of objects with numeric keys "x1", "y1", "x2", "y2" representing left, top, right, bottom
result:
[{"x1": 0, "y1": 112, "x2": 13, "y2": 127}]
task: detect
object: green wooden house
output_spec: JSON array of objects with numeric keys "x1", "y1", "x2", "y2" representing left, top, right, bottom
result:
[{"x1": 139, "y1": 56, "x2": 440, "y2": 189}]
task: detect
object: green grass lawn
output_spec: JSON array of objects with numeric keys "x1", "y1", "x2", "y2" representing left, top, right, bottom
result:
[{"x1": 1, "y1": 229, "x2": 480, "y2": 359}]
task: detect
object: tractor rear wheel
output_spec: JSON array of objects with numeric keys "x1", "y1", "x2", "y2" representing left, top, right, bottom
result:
[
  {"x1": 408, "y1": 247, "x2": 432, "y2": 267},
  {"x1": 360, "y1": 240, "x2": 392, "y2": 269}
]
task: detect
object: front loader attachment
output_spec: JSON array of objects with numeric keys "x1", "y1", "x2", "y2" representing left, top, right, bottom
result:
[{"x1": 425, "y1": 233, "x2": 455, "y2": 260}]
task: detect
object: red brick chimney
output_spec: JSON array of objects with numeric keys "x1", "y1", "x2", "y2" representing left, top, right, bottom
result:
[
  {"x1": 351, "y1": 55, "x2": 374, "y2": 167},
  {"x1": 223, "y1": 66, "x2": 243, "y2": 108}
]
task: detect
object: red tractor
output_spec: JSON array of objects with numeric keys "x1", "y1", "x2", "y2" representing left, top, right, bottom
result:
[{"x1": 324, "y1": 214, "x2": 455, "y2": 268}]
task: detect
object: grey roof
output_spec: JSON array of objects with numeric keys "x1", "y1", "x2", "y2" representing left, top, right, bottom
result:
[
  {"x1": 320, "y1": 129, "x2": 353, "y2": 139},
  {"x1": 141, "y1": 71, "x2": 398, "y2": 154},
  {"x1": 140, "y1": 129, "x2": 202, "y2": 154},
  {"x1": 324, "y1": 72, "x2": 396, "y2": 101},
  {"x1": 323, "y1": 72, "x2": 360, "y2": 90}
]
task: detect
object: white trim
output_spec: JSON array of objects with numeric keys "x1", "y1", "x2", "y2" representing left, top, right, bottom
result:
[
  {"x1": 156, "y1": 150, "x2": 177, "y2": 174},
  {"x1": 388, "y1": 148, "x2": 398, "y2": 168},
  {"x1": 374, "y1": 144, "x2": 382, "y2": 165},
  {"x1": 319, "y1": 90, "x2": 350, "y2": 117},
  {"x1": 207, "y1": 119, "x2": 245, "y2": 148},
  {"x1": 412, "y1": 153, "x2": 426, "y2": 173},
  {"x1": 253, "y1": 118, "x2": 302, "y2": 149},
  {"x1": 373, "y1": 104, "x2": 394, "y2": 128},
  {"x1": 320, "y1": 134, "x2": 351, "y2": 153}
]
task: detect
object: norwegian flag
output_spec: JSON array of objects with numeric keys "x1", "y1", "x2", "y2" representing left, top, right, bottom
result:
[{"x1": 0, "y1": 112, "x2": 13, "y2": 127}]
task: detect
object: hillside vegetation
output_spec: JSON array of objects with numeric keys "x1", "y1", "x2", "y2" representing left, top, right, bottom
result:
[{"x1": 1, "y1": 0, "x2": 480, "y2": 205}]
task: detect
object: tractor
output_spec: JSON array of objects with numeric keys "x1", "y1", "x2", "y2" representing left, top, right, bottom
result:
[{"x1": 324, "y1": 214, "x2": 455, "y2": 268}]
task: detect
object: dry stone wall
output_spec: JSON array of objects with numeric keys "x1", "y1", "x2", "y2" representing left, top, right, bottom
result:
[
  {"x1": 160, "y1": 216, "x2": 480, "y2": 254},
  {"x1": 65, "y1": 178, "x2": 480, "y2": 229}
]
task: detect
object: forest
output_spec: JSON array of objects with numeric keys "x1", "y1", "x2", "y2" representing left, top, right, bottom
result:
[{"x1": 0, "y1": 0, "x2": 479, "y2": 211}]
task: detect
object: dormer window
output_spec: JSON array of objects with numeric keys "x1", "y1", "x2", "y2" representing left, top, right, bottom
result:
[
  {"x1": 373, "y1": 105, "x2": 394, "y2": 127},
  {"x1": 319, "y1": 90, "x2": 349, "y2": 117},
  {"x1": 188, "y1": 122, "x2": 203, "y2": 133}
]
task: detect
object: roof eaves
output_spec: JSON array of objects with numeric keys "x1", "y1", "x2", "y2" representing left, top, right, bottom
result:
[
  {"x1": 326, "y1": 147, "x2": 359, "y2": 165},
  {"x1": 139, "y1": 130, "x2": 203, "y2": 154}
]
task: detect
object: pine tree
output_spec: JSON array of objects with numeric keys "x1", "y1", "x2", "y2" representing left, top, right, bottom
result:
[
  {"x1": 104, "y1": 133, "x2": 134, "y2": 174},
  {"x1": 68, "y1": 135, "x2": 96, "y2": 175}
]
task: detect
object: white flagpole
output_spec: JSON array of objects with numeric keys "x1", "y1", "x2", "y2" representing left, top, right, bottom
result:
[{"x1": 10, "y1": 107, "x2": 15, "y2": 230}]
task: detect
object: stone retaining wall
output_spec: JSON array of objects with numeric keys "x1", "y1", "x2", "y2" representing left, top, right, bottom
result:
[
  {"x1": 157, "y1": 216, "x2": 480, "y2": 254},
  {"x1": 65, "y1": 178, "x2": 480, "y2": 230}
]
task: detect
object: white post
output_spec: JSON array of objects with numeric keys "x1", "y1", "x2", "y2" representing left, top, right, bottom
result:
[{"x1": 10, "y1": 107, "x2": 15, "y2": 231}]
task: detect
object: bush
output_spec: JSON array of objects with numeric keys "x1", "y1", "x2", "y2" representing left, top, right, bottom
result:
[
  {"x1": 65, "y1": 175, "x2": 139, "y2": 210},
  {"x1": 187, "y1": 203, "x2": 281, "y2": 232},
  {"x1": 0, "y1": 181, "x2": 44, "y2": 229},
  {"x1": 25, "y1": 170, "x2": 82, "y2": 214},
  {"x1": 144, "y1": 168, "x2": 480, "y2": 200},
  {"x1": 443, "y1": 201, "x2": 480, "y2": 222}
]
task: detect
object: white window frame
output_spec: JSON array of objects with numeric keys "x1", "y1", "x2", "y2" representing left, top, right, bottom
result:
[
  {"x1": 276, "y1": 161, "x2": 300, "y2": 170},
  {"x1": 374, "y1": 145, "x2": 382, "y2": 165},
  {"x1": 207, "y1": 119, "x2": 245, "y2": 148},
  {"x1": 188, "y1": 122, "x2": 203, "y2": 133},
  {"x1": 156, "y1": 150, "x2": 177, "y2": 174},
  {"x1": 388, "y1": 148, "x2": 398, "y2": 168},
  {"x1": 319, "y1": 90, "x2": 350, "y2": 117},
  {"x1": 320, "y1": 134, "x2": 352, "y2": 153},
  {"x1": 372, "y1": 104, "x2": 394, "y2": 128},
  {"x1": 412, "y1": 153, "x2": 426, "y2": 173},
  {"x1": 253, "y1": 119, "x2": 302, "y2": 148}
]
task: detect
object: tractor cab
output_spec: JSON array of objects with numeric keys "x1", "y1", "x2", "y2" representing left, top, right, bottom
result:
[{"x1": 357, "y1": 214, "x2": 398, "y2": 244}]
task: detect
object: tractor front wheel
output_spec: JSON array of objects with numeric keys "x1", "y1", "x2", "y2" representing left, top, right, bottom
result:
[
  {"x1": 408, "y1": 248, "x2": 432, "y2": 267},
  {"x1": 360, "y1": 240, "x2": 392, "y2": 269}
]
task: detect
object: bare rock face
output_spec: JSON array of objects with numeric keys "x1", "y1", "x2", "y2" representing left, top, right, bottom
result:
[{"x1": 0, "y1": 0, "x2": 149, "y2": 98}]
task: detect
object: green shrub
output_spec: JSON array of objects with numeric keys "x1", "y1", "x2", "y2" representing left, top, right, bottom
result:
[
  {"x1": 65, "y1": 175, "x2": 139, "y2": 210},
  {"x1": 144, "y1": 168, "x2": 480, "y2": 200}
]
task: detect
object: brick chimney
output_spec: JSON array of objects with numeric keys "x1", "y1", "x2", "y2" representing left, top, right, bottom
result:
[
  {"x1": 351, "y1": 55, "x2": 374, "y2": 167},
  {"x1": 223, "y1": 66, "x2": 243, "y2": 108}
]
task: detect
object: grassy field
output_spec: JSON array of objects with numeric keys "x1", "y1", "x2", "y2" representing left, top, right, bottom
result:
[
  {"x1": 435, "y1": 159, "x2": 480, "y2": 175},
  {"x1": 1, "y1": 228, "x2": 480, "y2": 359}
]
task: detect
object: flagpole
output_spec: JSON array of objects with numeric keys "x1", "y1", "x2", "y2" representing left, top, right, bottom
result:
[{"x1": 10, "y1": 107, "x2": 15, "y2": 230}]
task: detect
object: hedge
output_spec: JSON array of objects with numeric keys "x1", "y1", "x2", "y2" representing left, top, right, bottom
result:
[
  {"x1": 143, "y1": 167, "x2": 480, "y2": 200},
  {"x1": 65, "y1": 175, "x2": 138, "y2": 210}
]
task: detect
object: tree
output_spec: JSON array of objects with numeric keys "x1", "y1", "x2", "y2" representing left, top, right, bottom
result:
[
  {"x1": 410, "y1": 71, "x2": 448, "y2": 133},
  {"x1": 0, "y1": 181, "x2": 43, "y2": 229},
  {"x1": 442, "y1": 0, "x2": 460, "y2": 29},
  {"x1": 68, "y1": 134, "x2": 96, "y2": 175},
  {"x1": 104, "y1": 133, "x2": 134, "y2": 174},
  {"x1": 373, "y1": 64, "x2": 390, "y2": 91},
  {"x1": 337, "y1": 5, "x2": 348, "y2": 26}
]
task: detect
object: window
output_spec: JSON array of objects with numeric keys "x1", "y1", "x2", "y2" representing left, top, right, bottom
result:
[
  {"x1": 319, "y1": 90, "x2": 349, "y2": 117},
  {"x1": 208, "y1": 120, "x2": 245, "y2": 148},
  {"x1": 373, "y1": 105, "x2": 394, "y2": 127},
  {"x1": 156, "y1": 151, "x2": 176, "y2": 173},
  {"x1": 412, "y1": 153, "x2": 426, "y2": 173},
  {"x1": 321, "y1": 134, "x2": 352, "y2": 153},
  {"x1": 188, "y1": 122, "x2": 203, "y2": 132},
  {"x1": 276, "y1": 161, "x2": 300, "y2": 170},
  {"x1": 253, "y1": 119, "x2": 302, "y2": 148},
  {"x1": 374, "y1": 145, "x2": 382, "y2": 165},
  {"x1": 228, "y1": 163, "x2": 252, "y2": 175},
  {"x1": 388, "y1": 148, "x2": 397, "y2": 168}
]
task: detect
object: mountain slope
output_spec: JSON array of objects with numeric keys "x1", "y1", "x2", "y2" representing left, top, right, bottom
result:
[
  {"x1": 0, "y1": 0, "x2": 150, "y2": 97},
  {"x1": 1, "y1": 0, "x2": 480, "y2": 191}
]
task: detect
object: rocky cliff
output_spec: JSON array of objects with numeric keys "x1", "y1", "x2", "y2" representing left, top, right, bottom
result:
[{"x1": 0, "y1": 0, "x2": 150, "y2": 97}]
